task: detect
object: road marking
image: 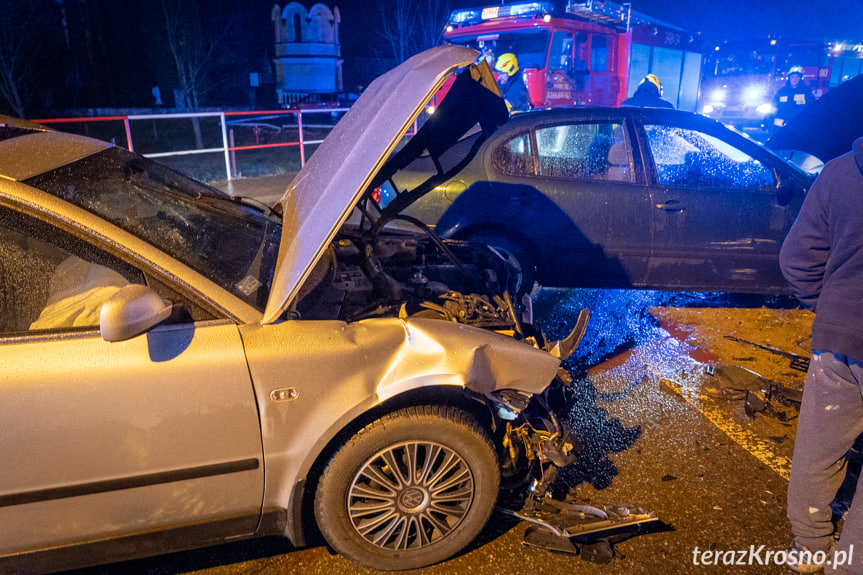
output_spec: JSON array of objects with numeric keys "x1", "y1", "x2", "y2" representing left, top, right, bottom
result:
[{"x1": 661, "y1": 379, "x2": 791, "y2": 480}]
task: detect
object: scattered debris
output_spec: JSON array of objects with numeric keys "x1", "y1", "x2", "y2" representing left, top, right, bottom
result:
[
  {"x1": 723, "y1": 335, "x2": 810, "y2": 372},
  {"x1": 702, "y1": 364, "x2": 802, "y2": 419},
  {"x1": 505, "y1": 463, "x2": 657, "y2": 563},
  {"x1": 512, "y1": 497, "x2": 658, "y2": 563}
]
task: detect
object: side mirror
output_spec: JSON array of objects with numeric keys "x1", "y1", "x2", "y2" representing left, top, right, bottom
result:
[
  {"x1": 777, "y1": 184, "x2": 793, "y2": 206},
  {"x1": 100, "y1": 284, "x2": 173, "y2": 342}
]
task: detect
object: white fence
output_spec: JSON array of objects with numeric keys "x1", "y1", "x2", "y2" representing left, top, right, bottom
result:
[{"x1": 35, "y1": 108, "x2": 364, "y2": 182}]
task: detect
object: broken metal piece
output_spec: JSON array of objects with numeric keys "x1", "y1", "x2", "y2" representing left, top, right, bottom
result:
[
  {"x1": 723, "y1": 335, "x2": 810, "y2": 372},
  {"x1": 506, "y1": 500, "x2": 658, "y2": 538},
  {"x1": 545, "y1": 308, "x2": 590, "y2": 360},
  {"x1": 744, "y1": 389, "x2": 794, "y2": 421},
  {"x1": 522, "y1": 525, "x2": 581, "y2": 554},
  {"x1": 703, "y1": 364, "x2": 803, "y2": 416},
  {"x1": 522, "y1": 527, "x2": 618, "y2": 563},
  {"x1": 511, "y1": 499, "x2": 657, "y2": 562},
  {"x1": 744, "y1": 389, "x2": 767, "y2": 418}
]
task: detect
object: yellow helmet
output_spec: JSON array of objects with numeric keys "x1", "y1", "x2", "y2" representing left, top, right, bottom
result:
[
  {"x1": 642, "y1": 74, "x2": 662, "y2": 94},
  {"x1": 788, "y1": 65, "x2": 804, "y2": 77},
  {"x1": 495, "y1": 53, "x2": 519, "y2": 76}
]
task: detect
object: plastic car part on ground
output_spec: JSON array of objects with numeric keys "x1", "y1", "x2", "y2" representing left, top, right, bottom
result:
[
  {"x1": 512, "y1": 488, "x2": 658, "y2": 563},
  {"x1": 702, "y1": 363, "x2": 802, "y2": 420}
]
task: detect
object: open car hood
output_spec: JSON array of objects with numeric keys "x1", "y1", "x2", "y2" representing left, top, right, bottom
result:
[
  {"x1": 767, "y1": 75, "x2": 863, "y2": 168},
  {"x1": 371, "y1": 60, "x2": 508, "y2": 219},
  {"x1": 263, "y1": 45, "x2": 507, "y2": 324}
]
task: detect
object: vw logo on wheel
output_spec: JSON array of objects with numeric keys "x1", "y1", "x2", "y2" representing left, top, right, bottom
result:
[{"x1": 398, "y1": 487, "x2": 428, "y2": 513}]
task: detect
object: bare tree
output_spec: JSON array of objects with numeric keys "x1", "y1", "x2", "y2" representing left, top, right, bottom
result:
[
  {"x1": 0, "y1": 2, "x2": 38, "y2": 117},
  {"x1": 414, "y1": 1, "x2": 453, "y2": 54},
  {"x1": 159, "y1": 0, "x2": 227, "y2": 111},
  {"x1": 375, "y1": 0, "x2": 417, "y2": 64},
  {"x1": 371, "y1": 0, "x2": 454, "y2": 70}
]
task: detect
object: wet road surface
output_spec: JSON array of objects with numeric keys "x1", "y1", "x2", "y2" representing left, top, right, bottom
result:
[{"x1": 65, "y1": 288, "x2": 837, "y2": 575}]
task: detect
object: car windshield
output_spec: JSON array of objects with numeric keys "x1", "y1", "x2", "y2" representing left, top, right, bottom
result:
[
  {"x1": 23, "y1": 147, "x2": 281, "y2": 311},
  {"x1": 448, "y1": 30, "x2": 550, "y2": 70}
]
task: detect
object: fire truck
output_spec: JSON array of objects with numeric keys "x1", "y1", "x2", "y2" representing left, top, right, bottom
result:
[
  {"x1": 699, "y1": 38, "x2": 863, "y2": 132},
  {"x1": 439, "y1": 0, "x2": 704, "y2": 111}
]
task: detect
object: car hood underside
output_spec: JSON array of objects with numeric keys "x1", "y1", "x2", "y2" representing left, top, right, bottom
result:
[{"x1": 264, "y1": 45, "x2": 507, "y2": 324}]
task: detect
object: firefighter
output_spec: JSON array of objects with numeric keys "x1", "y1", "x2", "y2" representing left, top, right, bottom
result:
[
  {"x1": 621, "y1": 74, "x2": 674, "y2": 109},
  {"x1": 772, "y1": 65, "x2": 814, "y2": 130},
  {"x1": 494, "y1": 53, "x2": 531, "y2": 113}
]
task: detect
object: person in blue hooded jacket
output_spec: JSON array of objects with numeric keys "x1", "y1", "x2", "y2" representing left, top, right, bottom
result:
[{"x1": 780, "y1": 136, "x2": 863, "y2": 574}]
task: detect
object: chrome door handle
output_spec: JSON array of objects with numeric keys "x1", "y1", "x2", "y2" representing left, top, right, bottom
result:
[{"x1": 655, "y1": 199, "x2": 684, "y2": 213}]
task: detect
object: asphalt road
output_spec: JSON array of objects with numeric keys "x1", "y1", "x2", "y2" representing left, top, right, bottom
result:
[{"x1": 65, "y1": 288, "x2": 827, "y2": 575}]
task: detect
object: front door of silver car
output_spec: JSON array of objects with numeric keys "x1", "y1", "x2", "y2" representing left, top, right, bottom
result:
[{"x1": 0, "y1": 209, "x2": 264, "y2": 557}]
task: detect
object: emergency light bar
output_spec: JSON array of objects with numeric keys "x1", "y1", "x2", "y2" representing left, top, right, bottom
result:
[
  {"x1": 448, "y1": 2, "x2": 555, "y2": 26},
  {"x1": 567, "y1": 0, "x2": 629, "y2": 27},
  {"x1": 830, "y1": 42, "x2": 863, "y2": 57}
]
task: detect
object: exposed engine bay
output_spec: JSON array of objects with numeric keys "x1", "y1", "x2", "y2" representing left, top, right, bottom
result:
[{"x1": 292, "y1": 215, "x2": 526, "y2": 329}]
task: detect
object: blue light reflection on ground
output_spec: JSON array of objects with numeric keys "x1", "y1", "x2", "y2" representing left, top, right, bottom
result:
[
  {"x1": 532, "y1": 288, "x2": 799, "y2": 369},
  {"x1": 531, "y1": 287, "x2": 801, "y2": 492}
]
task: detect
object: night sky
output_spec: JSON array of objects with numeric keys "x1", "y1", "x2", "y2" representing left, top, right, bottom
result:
[{"x1": 625, "y1": 0, "x2": 863, "y2": 44}]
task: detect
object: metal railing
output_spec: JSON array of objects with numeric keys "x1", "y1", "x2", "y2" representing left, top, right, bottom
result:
[{"x1": 34, "y1": 108, "x2": 385, "y2": 182}]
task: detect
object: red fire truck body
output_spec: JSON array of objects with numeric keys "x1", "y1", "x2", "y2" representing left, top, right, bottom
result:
[{"x1": 440, "y1": 1, "x2": 703, "y2": 111}]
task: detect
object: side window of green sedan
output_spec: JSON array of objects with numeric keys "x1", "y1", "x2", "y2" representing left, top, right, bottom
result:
[
  {"x1": 493, "y1": 132, "x2": 535, "y2": 176},
  {"x1": 644, "y1": 124, "x2": 775, "y2": 189},
  {"x1": 535, "y1": 122, "x2": 632, "y2": 182}
]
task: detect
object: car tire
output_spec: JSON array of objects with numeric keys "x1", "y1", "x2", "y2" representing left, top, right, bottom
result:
[
  {"x1": 314, "y1": 405, "x2": 500, "y2": 571},
  {"x1": 463, "y1": 234, "x2": 535, "y2": 299}
]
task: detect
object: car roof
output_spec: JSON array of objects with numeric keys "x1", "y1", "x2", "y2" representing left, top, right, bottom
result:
[
  {"x1": 507, "y1": 106, "x2": 721, "y2": 125},
  {"x1": 0, "y1": 130, "x2": 110, "y2": 181}
]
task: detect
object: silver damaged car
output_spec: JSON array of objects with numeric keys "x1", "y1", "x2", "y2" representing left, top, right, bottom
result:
[{"x1": 0, "y1": 46, "x2": 585, "y2": 572}]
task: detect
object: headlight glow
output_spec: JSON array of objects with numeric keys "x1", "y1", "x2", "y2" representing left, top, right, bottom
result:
[
  {"x1": 745, "y1": 87, "x2": 761, "y2": 102},
  {"x1": 702, "y1": 104, "x2": 715, "y2": 114},
  {"x1": 711, "y1": 89, "x2": 726, "y2": 102},
  {"x1": 756, "y1": 103, "x2": 774, "y2": 115}
]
